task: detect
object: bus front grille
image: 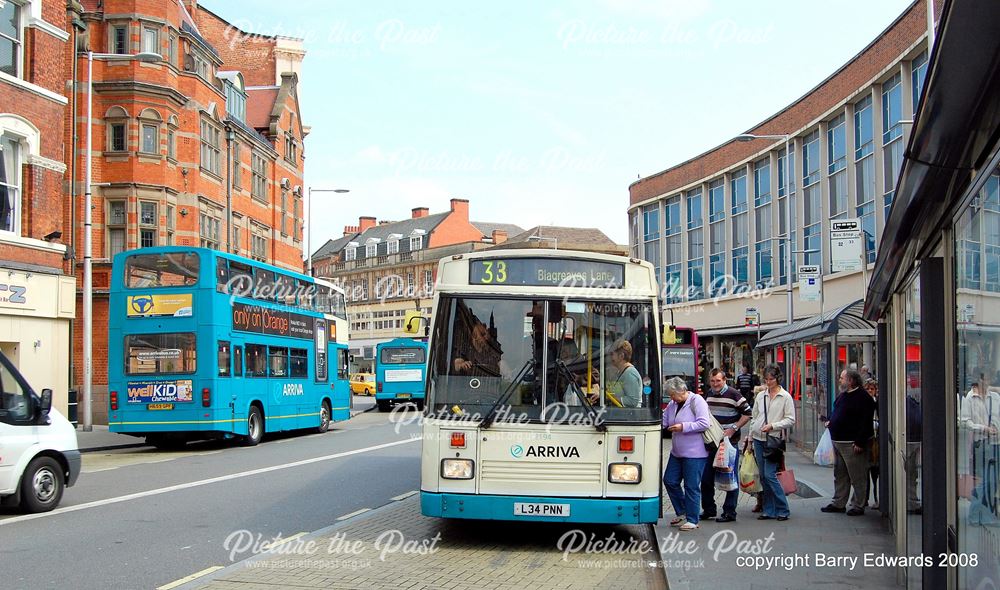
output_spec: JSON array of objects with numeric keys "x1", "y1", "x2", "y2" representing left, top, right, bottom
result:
[{"x1": 480, "y1": 460, "x2": 603, "y2": 484}]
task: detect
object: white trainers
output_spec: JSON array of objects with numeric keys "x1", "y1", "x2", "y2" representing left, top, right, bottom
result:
[
  {"x1": 679, "y1": 522, "x2": 699, "y2": 531},
  {"x1": 670, "y1": 515, "x2": 687, "y2": 527}
]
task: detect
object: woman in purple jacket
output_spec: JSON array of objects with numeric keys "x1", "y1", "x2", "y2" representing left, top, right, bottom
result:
[{"x1": 662, "y1": 376, "x2": 712, "y2": 530}]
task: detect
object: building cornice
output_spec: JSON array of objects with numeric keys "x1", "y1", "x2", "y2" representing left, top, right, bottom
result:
[{"x1": 91, "y1": 80, "x2": 189, "y2": 107}]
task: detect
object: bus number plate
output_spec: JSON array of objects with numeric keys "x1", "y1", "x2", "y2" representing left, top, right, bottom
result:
[
  {"x1": 513, "y1": 503, "x2": 570, "y2": 517},
  {"x1": 148, "y1": 403, "x2": 174, "y2": 410},
  {"x1": 397, "y1": 393, "x2": 412, "y2": 398}
]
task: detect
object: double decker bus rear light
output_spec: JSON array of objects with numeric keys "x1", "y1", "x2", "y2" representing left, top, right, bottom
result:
[
  {"x1": 377, "y1": 381, "x2": 383, "y2": 392},
  {"x1": 202, "y1": 388, "x2": 211, "y2": 407},
  {"x1": 110, "y1": 391, "x2": 118, "y2": 411}
]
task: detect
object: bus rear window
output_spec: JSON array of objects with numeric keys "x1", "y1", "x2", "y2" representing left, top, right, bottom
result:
[
  {"x1": 125, "y1": 333, "x2": 197, "y2": 374},
  {"x1": 126, "y1": 253, "x2": 199, "y2": 288},
  {"x1": 380, "y1": 347, "x2": 426, "y2": 364}
]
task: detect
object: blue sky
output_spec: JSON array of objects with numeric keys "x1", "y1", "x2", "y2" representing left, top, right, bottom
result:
[{"x1": 202, "y1": 0, "x2": 915, "y2": 251}]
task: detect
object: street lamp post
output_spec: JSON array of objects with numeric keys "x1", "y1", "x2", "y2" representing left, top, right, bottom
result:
[
  {"x1": 736, "y1": 133, "x2": 796, "y2": 325},
  {"x1": 305, "y1": 187, "x2": 350, "y2": 275},
  {"x1": 82, "y1": 50, "x2": 162, "y2": 431}
]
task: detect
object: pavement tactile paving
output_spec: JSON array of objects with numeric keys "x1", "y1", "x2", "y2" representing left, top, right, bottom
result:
[{"x1": 190, "y1": 496, "x2": 667, "y2": 590}]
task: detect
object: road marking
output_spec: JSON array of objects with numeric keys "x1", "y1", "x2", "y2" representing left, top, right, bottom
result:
[
  {"x1": 336, "y1": 508, "x2": 371, "y2": 521},
  {"x1": 391, "y1": 490, "x2": 418, "y2": 501},
  {"x1": 0, "y1": 437, "x2": 421, "y2": 526},
  {"x1": 156, "y1": 566, "x2": 223, "y2": 590},
  {"x1": 263, "y1": 532, "x2": 307, "y2": 550}
]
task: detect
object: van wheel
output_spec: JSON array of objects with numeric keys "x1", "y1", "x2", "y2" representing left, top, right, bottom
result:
[
  {"x1": 318, "y1": 400, "x2": 332, "y2": 433},
  {"x1": 377, "y1": 400, "x2": 391, "y2": 412},
  {"x1": 20, "y1": 456, "x2": 64, "y2": 513},
  {"x1": 243, "y1": 406, "x2": 264, "y2": 446}
]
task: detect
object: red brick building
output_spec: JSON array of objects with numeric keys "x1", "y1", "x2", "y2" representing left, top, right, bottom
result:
[
  {"x1": 68, "y1": 0, "x2": 309, "y2": 421},
  {"x1": 0, "y1": 0, "x2": 77, "y2": 412}
]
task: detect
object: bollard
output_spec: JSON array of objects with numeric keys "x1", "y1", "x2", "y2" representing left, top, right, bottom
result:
[{"x1": 68, "y1": 389, "x2": 78, "y2": 426}]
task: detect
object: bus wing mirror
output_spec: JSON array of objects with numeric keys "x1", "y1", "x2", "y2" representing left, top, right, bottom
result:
[
  {"x1": 662, "y1": 324, "x2": 677, "y2": 345},
  {"x1": 403, "y1": 310, "x2": 423, "y2": 335}
]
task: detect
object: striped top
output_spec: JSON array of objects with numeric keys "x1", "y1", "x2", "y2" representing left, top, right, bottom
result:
[{"x1": 705, "y1": 384, "x2": 752, "y2": 425}]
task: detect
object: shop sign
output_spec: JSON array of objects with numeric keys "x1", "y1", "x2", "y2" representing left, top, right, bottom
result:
[
  {"x1": 799, "y1": 265, "x2": 821, "y2": 302},
  {"x1": 830, "y1": 218, "x2": 863, "y2": 272}
]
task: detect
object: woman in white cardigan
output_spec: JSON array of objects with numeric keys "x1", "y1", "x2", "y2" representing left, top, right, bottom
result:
[{"x1": 749, "y1": 364, "x2": 796, "y2": 521}]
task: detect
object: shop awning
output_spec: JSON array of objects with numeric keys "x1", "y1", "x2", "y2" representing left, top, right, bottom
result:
[{"x1": 755, "y1": 300, "x2": 875, "y2": 349}]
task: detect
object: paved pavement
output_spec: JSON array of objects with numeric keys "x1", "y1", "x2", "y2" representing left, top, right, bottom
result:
[
  {"x1": 656, "y1": 443, "x2": 900, "y2": 590},
  {"x1": 75, "y1": 395, "x2": 378, "y2": 452},
  {"x1": 181, "y1": 495, "x2": 666, "y2": 590}
]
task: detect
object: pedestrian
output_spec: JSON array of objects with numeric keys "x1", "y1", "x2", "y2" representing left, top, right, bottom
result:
[
  {"x1": 822, "y1": 369, "x2": 878, "y2": 516},
  {"x1": 865, "y1": 378, "x2": 880, "y2": 510},
  {"x1": 735, "y1": 362, "x2": 757, "y2": 407},
  {"x1": 662, "y1": 376, "x2": 712, "y2": 531},
  {"x1": 749, "y1": 364, "x2": 795, "y2": 521},
  {"x1": 700, "y1": 368, "x2": 752, "y2": 523},
  {"x1": 860, "y1": 365, "x2": 875, "y2": 382},
  {"x1": 960, "y1": 377, "x2": 1000, "y2": 525}
]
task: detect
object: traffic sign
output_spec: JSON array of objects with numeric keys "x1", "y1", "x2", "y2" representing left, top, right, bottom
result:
[
  {"x1": 745, "y1": 307, "x2": 759, "y2": 327},
  {"x1": 831, "y1": 218, "x2": 863, "y2": 272},
  {"x1": 799, "y1": 265, "x2": 821, "y2": 302}
]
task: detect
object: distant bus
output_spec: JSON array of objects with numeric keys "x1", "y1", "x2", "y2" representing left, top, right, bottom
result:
[
  {"x1": 662, "y1": 326, "x2": 700, "y2": 396},
  {"x1": 418, "y1": 249, "x2": 663, "y2": 524},
  {"x1": 108, "y1": 247, "x2": 351, "y2": 449},
  {"x1": 375, "y1": 338, "x2": 428, "y2": 412}
]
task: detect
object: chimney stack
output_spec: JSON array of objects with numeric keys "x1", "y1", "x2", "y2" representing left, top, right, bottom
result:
[
  {"x1": 359, "y1": 216, "x2": 377, "y2": 232},
  {"x1": 412, "y1": 207, "x2": 429, "y2": 218},
  {"x1": 449, "y1": 198, "x2": 470, "y2": 220},
  {"x1": 492, "y1": 229, "x2": 508, "y2": 245}
]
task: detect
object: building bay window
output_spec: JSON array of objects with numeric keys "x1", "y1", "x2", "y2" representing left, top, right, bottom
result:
[
  {"x1": 200, "y1": 119, "x2": 222, "y2": 176},
  {"x1": 0, "y1": 133, "x2": 21, "y2": 234},
  {"x1": 0, "y1": 1, "x2": 22, "y2": 77}
]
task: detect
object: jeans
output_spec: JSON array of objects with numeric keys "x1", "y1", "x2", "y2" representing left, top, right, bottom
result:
[
  {"x1": 664, "y1": 454, "x2": 708, "y2": 524},
  {"x1": 753, "y1": 439, "x2": 790, "y2": 518},
  {"x1": 701, "y1": 446, "x2": 740, "y2": 517}
]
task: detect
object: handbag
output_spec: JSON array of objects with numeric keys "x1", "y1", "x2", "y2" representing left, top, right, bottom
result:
[
  {"x1": 777, "y1": 457, "x2": 797, "y2": 495},
  {"x1": 702, "y1": 412, "x2": 726, "y2": 451},
  {"x1": 762, "y1": 395, "x2": 786, "y2": 459}
]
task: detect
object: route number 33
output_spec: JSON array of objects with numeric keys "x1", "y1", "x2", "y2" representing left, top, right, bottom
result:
[{"x1": 480, "y1": 261, "x2": 508, "y2": 284}]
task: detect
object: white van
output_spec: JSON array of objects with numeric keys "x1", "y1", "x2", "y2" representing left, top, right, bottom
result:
[{"x1": 0, "y1": 351, "x2": 80, "y2": 513}]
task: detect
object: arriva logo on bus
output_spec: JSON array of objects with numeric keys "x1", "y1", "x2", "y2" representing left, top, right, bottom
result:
[
  {"x1": 511, "y1": 444, "x2": 581, "y2": 458},
  {"x1": 282, "y1": 383, "x2": 304, "y2": 396}
]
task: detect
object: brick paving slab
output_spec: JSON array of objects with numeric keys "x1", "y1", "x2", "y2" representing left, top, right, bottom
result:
[{"x1": 182, "y1": 495, "x2": 666, "y2": 590}]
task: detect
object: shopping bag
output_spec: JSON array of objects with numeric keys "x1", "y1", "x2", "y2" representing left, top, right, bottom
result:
[
  {"x1": 814, "y1": 428, "x2": 835, "y2": 467},
  {"x1": 739, "y1": 446, "x2": 762, "y2": 494},
  {"x1": 713, "y1": 437, "x2": 731, "y2": 469},
  {"x1": 715, "y1": 465, "x2": 739, "y2": 492},
  {"x1": 777, "y1": 458, "x2": 797, "y2": 495}
]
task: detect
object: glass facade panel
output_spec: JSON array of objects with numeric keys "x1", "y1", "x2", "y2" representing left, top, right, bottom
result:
[
  {"x1": 855, "y1": 95, "x2": 874, "y2": 159},
  {"x1": 911, "y1": 51, "x2": 928, "y2": 114},
  {"x1": 828, "y1": 114, "x2": 847, "y2": 173},
  {"x1": 709, "y1": 179, "x2": 725, "y2": 223},
  {"x1": 883, "y1": 72, "x2": 903, "y2": 144},
  {"x1": 754, "y1": 158, "x2": 771, "y2": 207},
  {"x1": 956, "y1": 169, "x2": 1000, "y2": 588},
  {"x1": 903, "y1": 274, "x2": 922, "y2": 589},
  {"x1": 731, "y1": 171, "x2": 748, "y2": 214},
  {"x1": 687, "y1": 189, "x2": 703, "y2": 229}
]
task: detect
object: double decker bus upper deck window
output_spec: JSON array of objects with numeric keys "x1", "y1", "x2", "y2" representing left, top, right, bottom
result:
[{"x1": 125, "y1": 253, "x2": 199, "y2": 288}]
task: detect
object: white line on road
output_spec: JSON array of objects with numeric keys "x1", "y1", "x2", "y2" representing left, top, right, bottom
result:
[
  {"x1": 156, "y1": 566, "x2": 224, "y2": 590},
  {"x1": 0, "y1": 437, "x2": 421, "y2": 527},
  {"x1": 391, "y1": 490, "x2": 418, "y2": 501},
  {"x1": 336, "y1": 508, "x2": 371, "y2": 521}
]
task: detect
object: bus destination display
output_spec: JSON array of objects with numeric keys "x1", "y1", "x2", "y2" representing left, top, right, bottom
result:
[{"x1": 469, "y1": 258, "x2": 624, "y2": 288}]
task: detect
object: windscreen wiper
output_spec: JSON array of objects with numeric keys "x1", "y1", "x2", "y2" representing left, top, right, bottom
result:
[
  {"x1": 554, "y1": 358, "x2": 607, "y2": 432},
  {"x1": 479, "y1": 359, "x2": 533, "y2": 429}
]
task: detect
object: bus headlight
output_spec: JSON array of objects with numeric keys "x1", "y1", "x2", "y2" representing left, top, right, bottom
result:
[
  {"x1": 441, "y1": 458, "x2": 475, "y2": 480},
  {"x1": 608, "y1": 463, "x2": 641, "y2": 484}
]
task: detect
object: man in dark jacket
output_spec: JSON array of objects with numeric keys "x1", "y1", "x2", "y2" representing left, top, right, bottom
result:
[
  {"x1": 821, "y1": 369, "x2": 877, "y2": 516},
  {"x1": 735, "y1": 363, "x2": 758, "y2": 407}
]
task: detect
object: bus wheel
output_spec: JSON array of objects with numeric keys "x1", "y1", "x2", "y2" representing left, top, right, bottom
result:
[
  {"x1": 243, "y1": 406, "x2": 264, "y2": 446},
  {"x1": 20, "y1": 456, "x2": 64, "y2": 513},
  {"x1": 377, "y1": 400, "x2": 391, "y2": 412},
  {"x1": 318, "y1": 400, "x2": 331, "y2": 433},
  {"x1": 416, "y1": 400, "x2": 425, "y2": 411}
]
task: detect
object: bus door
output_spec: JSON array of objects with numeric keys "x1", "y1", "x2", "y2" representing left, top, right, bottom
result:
[{"x1": 228, "y1": 338, "x2": 245, "y2": 429}]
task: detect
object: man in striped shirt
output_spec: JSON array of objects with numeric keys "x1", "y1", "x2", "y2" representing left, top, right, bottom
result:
[{"x1": 700, "y1": 368, "x2": 753, "y2": 522}]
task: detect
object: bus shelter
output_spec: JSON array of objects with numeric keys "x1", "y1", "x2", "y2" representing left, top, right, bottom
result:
[{"x1": 755, "y1": 299, "x2": 876, "y2": 452}]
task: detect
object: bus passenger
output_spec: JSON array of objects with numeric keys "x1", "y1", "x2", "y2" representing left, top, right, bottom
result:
[
  {"x1": 452, "y1": 321, "x2": 503, "y2": 378},
  {"x1": 600, "y1": 339, "x2": 643, "y2": 408}
]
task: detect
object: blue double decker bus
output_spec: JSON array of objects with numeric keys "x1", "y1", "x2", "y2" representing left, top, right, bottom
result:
[
  {"x1": 108, "y1": 247, "x2": 351, "y2": 448},
  {"x1": 375, "y1": 338, "x2": 428, "y2": 412}
]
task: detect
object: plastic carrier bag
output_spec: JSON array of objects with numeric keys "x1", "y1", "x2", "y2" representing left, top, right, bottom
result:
[
  {"x1": 739, "y1": 445, "x2": 762, "y2": 494},
  {"x1": 814, "y1": 428, "x2": 835, "y2": 467}
]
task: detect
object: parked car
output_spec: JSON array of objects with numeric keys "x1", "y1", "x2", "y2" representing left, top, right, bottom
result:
[
  {"x1": 349, "y1": 373, "x2": 376, "y2": 396},
  {"x1": 0, "y1": 351, "x2": 80, "y2": 513}
]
